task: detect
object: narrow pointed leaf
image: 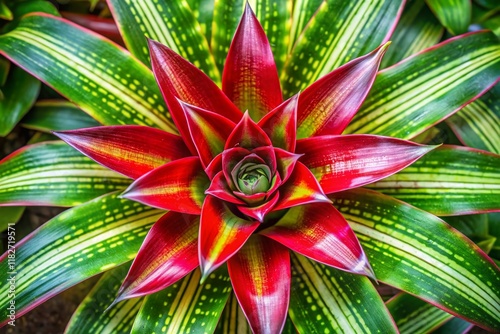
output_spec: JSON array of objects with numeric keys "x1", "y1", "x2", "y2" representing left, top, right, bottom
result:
[
  {"x1": 199, "y1": 195, "x2": 259, "y2": 279},
  {"x1": 282, "y1": 0, "x2": 403, "y2": 96},
  {"x1": 433, "y1": 317, "x2": 474, "y2": 334},
  {"x1": 381, "y1": 0, "x2": 444, "y2": 68},
  {"x1": 258, "y1": 94, "x2": 298, "y2": 151},
  {"x1": 115, "y1": 212, "x2": 199, "y2": 302},
  {"x1": 289, "y1": 253, "x2": 397, "y2": 333},
  {"x1": 346, "y1": 31, "x2": 500, "y2": 139},
  {"x1": 186, "y1": 0, "x2": 215, "y2": 41},
  {"x1": 215, "y1": 293, "x2": 252, "y2": 334},
  {"x1": 0, "y1": 141, "x2": 130, "y2": 206},
  {"x1": 206, "y1": 172, "x2": 246, "y2": 204},
  {"x1": 131, "y1": 268, "x2": 231, "y2": 334},
  {"x1": 366, "y1": 145, "x2": 500, "y2": 215},
  {"x1": 288, "y1": 0, "x2": 322, "y2": 50},
  {"x1": 0, "y1": 193, "x2": 163, "y2": 326},
  {"x1": 237, "y1": 192, "x2": 280, "y2": 222},
  {"x1": 0, "y1": 14, "x2": 176, "y2": 132},
  {"x1": 55, "y1": 126, "x2": 190, "y2": 179},
  {"x1": 107, "y1": 0, "x2": 220, "y2": 82},
  {"x1": 21, "y1": 100, "x2": 100, "y2": 132},
  {"x1": 66, "y1": 264, "x2": 143, "y2": 334},
  {"x1": 426, "y1": 0, "x2": 471, "y2": 35},
  {"x1": 225, "y1": 112, "x2": 272, "y2": 149},
  {"x1": 227, "y1": 235, "x2": 290, "y2": 334},
  {"x1": 263, "y1": 203, "x2": 373, "y2": 277},
  {"x1": 222, "y1": 3, "x2": 282, "y2": 120},
  {"x1": 330, "y1": 188, "x2": 500, "y2": 331},
  {"x1": 446, "y1": 82, "x2": 500, "y2": 154},
  {"x1": 297, "y1": 43, "x2": 389, "y2": 138},
  {"x1": 297, "y1": 134, "x2": 435, "y2": 194},
  {"x1": 121, "y1": 157, "x2": 208, "y2": 214},
  {"x1": 274, "y1": 148, "x2": 301, "y2": 183}
]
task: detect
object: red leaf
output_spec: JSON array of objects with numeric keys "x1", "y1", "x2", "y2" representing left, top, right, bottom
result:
[
  {"x1": 274, "y1": 148, "x2": 302, "y2": 183},
  {"x1": 261, "y1": 203, "x2": 374, "y2": 277},
  {"x1": 199, "y1": 196, "x2": 259, "y2": 281},
  {"x1": 222, "y1": 3, "x2": 282, "y2": 121},
  {"x1": 237, "y1": 191, "x2": 280, "y2": 222},
  {"x1": 205, "y1": 153, "x2": 222, "y2": 180},
  {"x1": 205, "y1": 171, "x2": 246, "y2": 204},
  {"x1": 121, "y1": 157, "x2": 208, "y2": 214},
  {"x1": 113, "y1": 212, "x2": 199, "y2": 302},
  {"x1": 297, "y1": 134, "x2": 436, "y2": 194},
  {"x1": 227, "y1": 235, "x2": 290, "y2": 334},
  {"x1": 54, "y1": 126, "x2": 190, "y2": 179},
  {"x1": 297, "y1": 43, "x2": 390, "y2": 138},
  {"x1": 148, "y1": 40, "x2": 242, "y2": 153},
  {"x1": 225, "y1": 111, "x2": 273, "y2": 150}
]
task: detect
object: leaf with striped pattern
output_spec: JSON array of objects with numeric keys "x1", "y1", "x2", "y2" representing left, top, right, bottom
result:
[
  {"x1": 433, "y1": 317, "x2": 474, "y2": 334},
  {"x1": 330, "y1": 188, "x2": 500, "y2": 331},
  {"x1": 107, "y1": 0, "x2": 220, "y2": 82},
  {"x1": 426, "y1": 0, "x2": 471, "y2": 35},
  {"x1": 346, "y1": 31, "x2": 500, "y2": 140},
  {"x1": 130, "y1": 268, "x2": 231, "y2": 334},
  {"x1": 21, "y1": 100, "x2": 100, "y2": 132},
  {"x1": 0, "y1": 141, "x2": 130, "y2": 206},
  {"x1": 66, "y1": 264, "x2": 143, "y2": 334},
  {"x1": 381, "y1": 0, "x2": 444, "y2": 69},
  {"x1": 281, "y1": 0, "x2": 404, "y2": 97},
  {"x1": 288, "y1": 0, "x2": 322, "y2": 51},
  {"x1": 365, "y1": 145, "x2": 500, "y2": 215},
  {"x1": 0, "y1": 14, "x2": 177, "y2": 133},
  {"x1": 288, "y1": 253, "x2": 397, "y2": 333},
  {"x1": 446, "y1": 82, "x2": 500, "y2": 154},
  {"x1": 0, "y1": 192, "x2": 163, "y2": 326},
  {"x1": 187, "y1": 0, "x2": 215, "y2": 42}
]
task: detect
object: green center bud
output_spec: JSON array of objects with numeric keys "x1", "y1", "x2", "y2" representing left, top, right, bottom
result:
[{"x1": 237, "y1": 163, "x2": 271, "y2": 195}]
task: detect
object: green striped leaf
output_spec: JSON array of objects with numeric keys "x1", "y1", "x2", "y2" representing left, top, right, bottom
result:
[
  {"x1": 66, "y1": 264, "x2": 142, "y2": 334},
  {"x1": 288, "y1": 0, "x2": 322, "y2": 51},
  {"x1": 211, "y1": 0, "x2": 292, "y2": 72},
  {"x1": 107, "y1": 0, "x2": 220, "y2": 82},
  {"x1": 346, "y1": 31, "x2": 500, "y2": 139},
  {"x1": 381, "y1": 0, "x2": 444, "y2": 68},
  {"x1": 289, "y1": 253, "x2": 397, "y2": 333},
  {"x1": 0, "y1": 141, "x2": 130, "y2": 206},
  {"x1": 21, "y1": 100, "x2": 100, "y2": 132},
  {"x1": 0, "y1": 192, "x2": 163, "y2": 326},
  {"x1": 426, "y1": 0, "x2": 471, "y2": 35},
  {"x1": 365, "y1": 145, "x2": 500, "y2": 215},
  {"x1": 0, "y1": 65, "x2": 40, "y2": 136},
  {"x1": 187, "y1": 0, "x2": 215, "y2": 42},
  {"x1": 432, "y1": 317, "x2": 474, "y2": 334},
  {"x1": 446, "y1": 83, "x2": 500, "y2": 154},
  {"x1": 0, "y1": 14, "x2": 177, "y2": 133},
  {"x1": 281, "y1": 0, "x2": 403, "y2": 97},
  {"x1": 131, "y1": 268, "x2": 231, "y2": 334},
  {"x1": 330, "y1": 188, "x2": 500, "y2": 331}
]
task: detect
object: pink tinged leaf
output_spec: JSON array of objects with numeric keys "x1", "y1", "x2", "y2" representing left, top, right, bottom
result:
[
  {"x1": 297, "y1": 43, "x2": 390, "y2": 138},
  {"x1": 222, "y1": 3, "x2": 282, "y2": 121},
  {"x1": 148, "y1": 40, "x2": 242, "y2": 154},
  {"x1": 179, "y1": 100, "x2": 236, "y2": 168},
  {"x1": 237, "y1": 192, "x2": 280, "y2": 222},
  {"x1": 258, "y1": 94, "x2": 299, "y2": 152},
  {"x1": 225, "y1": 111, "x2": 273, "y2": 149},
  {"x1": 261, "y1": 203, "x2": 375, "y2": 278},
  {"x1": 205, "y1": 153, "x2": 222, "y2": 180},
  {"x1": 54, "y1": 126, "x2": 190, "y2": 179},
  {"x1": 199, "y1": 195, "x2": 259, "y2": 281},
  {"x1": 206, "y1": 171, "x2": 246, "y2": 204},
  {"x1": 227, "y1": 235, "x2": 290, "y2": 334},
  {"x1": 113, "y1": 212, "x2": 199, "y2": 303},
  {"x1": 274, "y1": 148, "x2": 302, "y2": 183},
  {"x1": 273, "y1": 162, "x2": 331, "y2": 211},
  {"x1": 121, "y1": 156, "x2": 208, "y2": 214},
  {"x1": 296, "y1": 134, "x2": 437, "y2": 194}
]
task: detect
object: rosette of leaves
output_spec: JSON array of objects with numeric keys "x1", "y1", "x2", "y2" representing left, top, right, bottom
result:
[{"x1": 0, "y1": 0, "x2": 499, "y2": 333}]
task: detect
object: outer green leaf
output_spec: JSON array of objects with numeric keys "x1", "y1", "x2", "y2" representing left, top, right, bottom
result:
[
  {"x1": 381, "y1": 0, "x2": 444, "y2": 68},
  {"x1": 0, "y1": 192, "x2": 163, "y2": 326},
  {"x1": 66, "y1": 264, "x2": 142, "y2": 334},
  {"x1": 366, "y1": 145, "x2": 500, "y2": 215},
  {"x1": 346, "y1": 31, "x2": 500, "y2": 139},
  {"x1": 0, "y1": 14, "x2": 177, "y2": 133},
  {"x1": 211, "y1": 0, "x2": 292, "y2": 72},
  {"x1": 445, "y1": 214, "x2": 489, "y2": 238},
  {"x1": 288, "y1": 0, "x2": 322, "y2": 51},
  {"x1": 0, "y1": 141, "x2": 130, "y2": 206},
  {"x1": 0, "y1": 206, "x2": 24, "y2": 232},
  {"x1": 289, "y1": 253, "x2": 397, "y2": 333},
  {"x1": 0, "y1": 1, "x2": 12, "y2": 20},
  {"x1": 187, "y1": 0, "x2": 215, "y2": 42},
  {"x1": 330, "y1": 188, "x2": 500, "y2": 331},
  {"x1": 0, "y1": 65, "x2": 40, "y2": 136},
  {"x1": 426, "y1": 0, "x2": 472, "y2": 35},
  {"x1": 0, "y1": 56, "x2": 8, "y2": 86},
  {"x1": 446, "y1": 82, "x2": 500, "y2": 154},
  {"x1": 432, "y1": 317, "x2": 474, "y2": 334},
  {"x1": 131, "y1": 268, "x2": 231, "y2": 334},
  {"x1": 107, "y1": 0, "x2": 220, "y2": 82},
  {"x1": 21, "y1": 100, "x2": 100, "y2": 132},
  {"x1": 2, "y1": 0, "x2": 60, "y2": 33},
  {"x1": 281, "y1": 0, "x2": 403, "y2": 96}
]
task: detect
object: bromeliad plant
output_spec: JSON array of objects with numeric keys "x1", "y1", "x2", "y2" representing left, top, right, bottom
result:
[{"x1": 0, "y1": 0, "x2": 500, "y2": 333}]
